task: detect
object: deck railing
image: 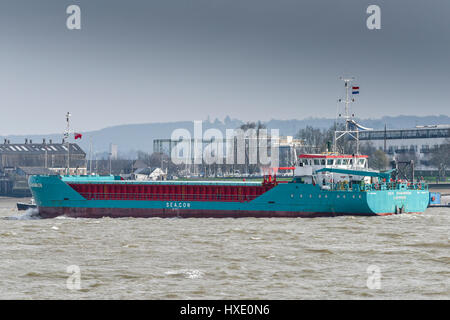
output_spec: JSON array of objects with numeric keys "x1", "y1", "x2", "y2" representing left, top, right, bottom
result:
[{"x1": 329, "y1": 182, "x2": 428, "y2": 192}]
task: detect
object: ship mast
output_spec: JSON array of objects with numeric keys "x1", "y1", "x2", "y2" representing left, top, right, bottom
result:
[
  {"x1": 64, "y1": 112, "x2": 72, "y2": 175},
  {"x1": 334, "y1": 77, "x2": 360, "y2": 155}
]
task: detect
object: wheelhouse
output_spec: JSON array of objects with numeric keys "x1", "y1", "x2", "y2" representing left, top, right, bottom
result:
[{"x1": 298, "y1": 154, "x2": 368, "y2": 169}]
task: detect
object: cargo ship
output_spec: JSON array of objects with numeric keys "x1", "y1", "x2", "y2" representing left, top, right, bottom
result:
[
  {"x1": 29, "y1": 159, "x2": 429, "y2": 218},
  {"x1": 28, "y1": 78, "x2": 430, "y2": 218}
]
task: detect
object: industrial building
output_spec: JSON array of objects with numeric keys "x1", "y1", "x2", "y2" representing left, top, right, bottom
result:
[
  {"x1": 359, "y1": 125, "x2": 450, "y2": 173},
  {"x1": 0, "y1": 138, "x2": 86, "y2": 168},
  {"x1": 0, "y1": 138, "x2": 87, "y2": 195}
]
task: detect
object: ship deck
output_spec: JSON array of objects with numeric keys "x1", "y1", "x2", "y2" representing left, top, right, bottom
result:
[{"x1": 62, "y1": 175, "x2": 264, "y2": 186}]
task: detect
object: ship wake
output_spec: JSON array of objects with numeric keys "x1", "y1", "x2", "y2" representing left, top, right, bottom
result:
[{"x1": 4, "y1": 208, "x2": 42, "y2": 220}]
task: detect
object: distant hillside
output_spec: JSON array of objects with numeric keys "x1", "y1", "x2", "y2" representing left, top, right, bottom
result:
[{"x1": 1, "y1": 115, "x2": 449, "y2": 158}]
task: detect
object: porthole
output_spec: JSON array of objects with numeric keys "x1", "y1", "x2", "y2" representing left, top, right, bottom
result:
[
  {"x1": 290, "y1": 194, "x2": 294, "y2": 198},
  {"x1": 300, "y1": 194, "x2": 303, "y2": 198}
]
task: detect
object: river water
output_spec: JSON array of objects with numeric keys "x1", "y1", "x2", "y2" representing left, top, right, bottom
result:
[{"x1": 0, "y1": 197, "x2": 448, "y2": 299}]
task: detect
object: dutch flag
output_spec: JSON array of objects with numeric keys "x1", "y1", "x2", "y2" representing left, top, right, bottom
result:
[{"x1": 352, "y1": 86, "x2": 359, "y2": 94}]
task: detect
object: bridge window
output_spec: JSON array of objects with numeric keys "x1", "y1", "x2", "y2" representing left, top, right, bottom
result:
[
  {"x1": 321, "y1": 159, "x2": 326, "y2": 165},
  {"x1": 327, "y1": 159, "x2": 334, "y2": 165},
  {"x1": 314, "y1": 159, "x2": 320, "y2": 165},
  {"x1": 336, "y1": 159, "x2": 342, "y2": 165},
  {"x1": 342, "y1": 159, "x2": 349, "y2": 165}
]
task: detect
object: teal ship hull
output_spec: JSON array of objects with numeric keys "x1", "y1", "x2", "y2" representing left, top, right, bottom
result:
[{"x1": 28, "y1": 175, "x2": 430, "y2": 218}]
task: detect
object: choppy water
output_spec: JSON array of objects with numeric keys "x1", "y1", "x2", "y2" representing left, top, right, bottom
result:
[{"x1": 0, "y1": 197, "x2": 448, "y2": 299}]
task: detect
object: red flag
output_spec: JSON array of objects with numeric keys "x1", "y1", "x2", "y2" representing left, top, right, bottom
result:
[
  {"x1": 352, "y1": 86, "x2": 359, "y2": 90},
  {"x1": 74, "y1": 133, "x2": 82, "y2": 140}
]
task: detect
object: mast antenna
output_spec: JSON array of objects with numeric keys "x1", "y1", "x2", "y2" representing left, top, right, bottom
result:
[
  {"x1": 64, "y1": 112, "x2": 72, "y2": 175},
  {"x1": 334, "y1": 77, "x2": 360, "y2": 155}
]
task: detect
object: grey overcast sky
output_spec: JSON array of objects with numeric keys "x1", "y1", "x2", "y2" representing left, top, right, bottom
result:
[{"x1": 0, "y1": 0, "x2": 449, "y2": 134}]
